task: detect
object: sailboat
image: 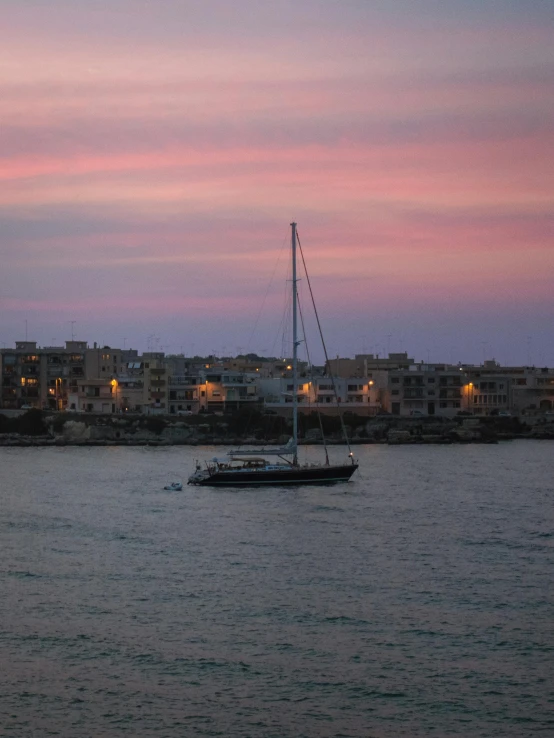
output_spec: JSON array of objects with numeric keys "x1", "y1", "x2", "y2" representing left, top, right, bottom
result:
[{"x1": 187, "y1": 223, "x2": 358, "y2": 487}]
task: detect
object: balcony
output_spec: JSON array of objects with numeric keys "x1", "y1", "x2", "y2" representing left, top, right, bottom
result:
[{"x1": 169, "y1": 377, "x2": 199, "y2": 386}]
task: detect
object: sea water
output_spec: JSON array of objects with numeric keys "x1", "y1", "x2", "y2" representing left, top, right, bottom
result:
[{"x1": 0, "y1": 442, "x2": 553, "y2": 737}]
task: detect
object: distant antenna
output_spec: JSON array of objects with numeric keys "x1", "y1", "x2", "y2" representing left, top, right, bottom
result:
[
  {"x1": 67, "y1": 320, "x2": 76, "y2": 341},
  {"x1": 25, "y1": 319, "x2": 28, "y2": 341}
]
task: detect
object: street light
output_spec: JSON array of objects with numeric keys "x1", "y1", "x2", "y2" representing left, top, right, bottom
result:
[
  {"x1": 55, "y1": 377, "x2": 62, "y2": 411},
  {"x1": 467, "y1": 382, "x2": 474, "y2": 412},
  {"x1": 111, "y1": 379, "x2": 118, "y2": 413}
]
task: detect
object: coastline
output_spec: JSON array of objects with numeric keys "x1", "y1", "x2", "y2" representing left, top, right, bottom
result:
[{"x1": 1, "y1": 409, "x2": 553, "y2": 447}]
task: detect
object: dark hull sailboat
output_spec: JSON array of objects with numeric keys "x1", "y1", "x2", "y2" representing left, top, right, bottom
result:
[
  {"x1": 188, "y1": 222, "x2": 359, "y2": 488},
  {"x1": 188, "y1": 460, "x2": 358, "y2": 487}
]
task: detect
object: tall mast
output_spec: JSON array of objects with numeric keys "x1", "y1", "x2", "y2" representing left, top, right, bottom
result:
[{"x1": 291, "y1": 221, "x2": 298, "y2": 464}]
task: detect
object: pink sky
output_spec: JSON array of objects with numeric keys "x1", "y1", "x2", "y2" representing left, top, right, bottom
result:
[{"x1": 1, "y1": 1, "x2": 553, "y2": 364}]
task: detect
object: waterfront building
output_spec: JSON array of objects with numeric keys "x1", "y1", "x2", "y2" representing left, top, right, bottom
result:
[
  {"x1": 199, "y1": 369, "x2": 259, "y2": 412},
  {"x1": 326, "y1": 353, "x2": 415, "y2": 378},
  {"x1": 141, "y1": 353, "x2": 168, "y2": 414},
  {"x1": 84, "y1": 344, "x2": 139, "y2": 380},
  {"x1": 260, "y1": 375, "x2": 383, "y2": 416},
  {"x1": 459, "y1": 361, "x2": 554, "y2": 416},
  {"x1": 2, "y1": 340, "x2": 554, "y2": 419},
  {"x1": 0, "y1": 340, "x2": 86, "y2": 410},
  {"x1": 385, "y1": 364, "x2": 464, "y2": 417},
  {"x1": 67, "y1": 378, "x2": 117, "y2": 414},
  {"x1": 461, "y1": 361, "x2": 512, "y2": 415}
]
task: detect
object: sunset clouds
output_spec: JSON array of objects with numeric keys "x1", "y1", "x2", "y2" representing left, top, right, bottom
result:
[{"x1": 1, "y1": 1, "x2": 553, "y2": 363}]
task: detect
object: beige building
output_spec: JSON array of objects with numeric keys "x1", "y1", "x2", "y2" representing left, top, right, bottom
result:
[
  {"x1": 0, "y1": 340, "x2": 87, "y2": 410},
  {"x1": 461, "y1": 361, "x2": 554, "y2": 416},
  {"x1": 260, "y1": 375, "x2": 383, "y2": 416},
  {"x1": 199, "y1": 370, "x2": 259, "y2": 412},
  {"x1": 385, "y1": 364, "x2": 464, "y2": 417},
  {"x1": 141, "y1": 353, "x2": 168, "y2": 414},
  {"x1": 326, "y1": 353, "x2": 415, "y2": 378},
  {"x1": 67, "y1": 378, "x2": 117, "y2": 414}
]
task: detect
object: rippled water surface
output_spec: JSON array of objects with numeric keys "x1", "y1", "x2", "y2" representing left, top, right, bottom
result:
[{"x1": 1, "y1": 442, "x2": 553, "y2": 737}]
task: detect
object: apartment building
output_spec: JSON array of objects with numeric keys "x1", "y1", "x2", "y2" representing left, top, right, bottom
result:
[
  {"x1": 0, "y1": 341, "x2": 87, "y2": 410},
  {"x1": 199, "y1": 370, "x2": 259, "y2": 412},
  {"x1": 326, "y1": 353, "x2": 415, "y2": 378},
  {"x1": 458, "y1": 361, "x2": 554, "y2": 415},
  {"x1": 386, "y1": 364, "x2": 464, "y2": 417},
  {"x1": 140, "y1": 353, "x2": 168, "y2": 414},
  {"x1": 260, "y1": 375, "x2": 383, "y2": 416},
  {"x1": 67, "y1": 378, "x2": 117, "y2": 414},
  {"x1": 523, "y1": 368, "x2": 554, "y2": 412},
  {"x1": 3, "y1": 339, "x2": 554, "y2": 420},
  {"x1": 462, "y1": 361, "x2": 512, "y2": 415}
]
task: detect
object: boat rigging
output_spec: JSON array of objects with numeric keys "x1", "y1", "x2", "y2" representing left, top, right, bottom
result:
[{"x1": 187, "y1": 222, "x2": 358, "y2": 487}]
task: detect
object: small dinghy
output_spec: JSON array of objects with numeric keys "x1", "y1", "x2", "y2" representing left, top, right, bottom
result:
[{"x1": 163, "y1": 482, "x2": 183, "y2": 491}]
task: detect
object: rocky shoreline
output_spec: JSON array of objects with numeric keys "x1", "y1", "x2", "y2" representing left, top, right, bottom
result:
[{"x1": 1, "y1": 409, "x2": 553, "y2": 447}]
